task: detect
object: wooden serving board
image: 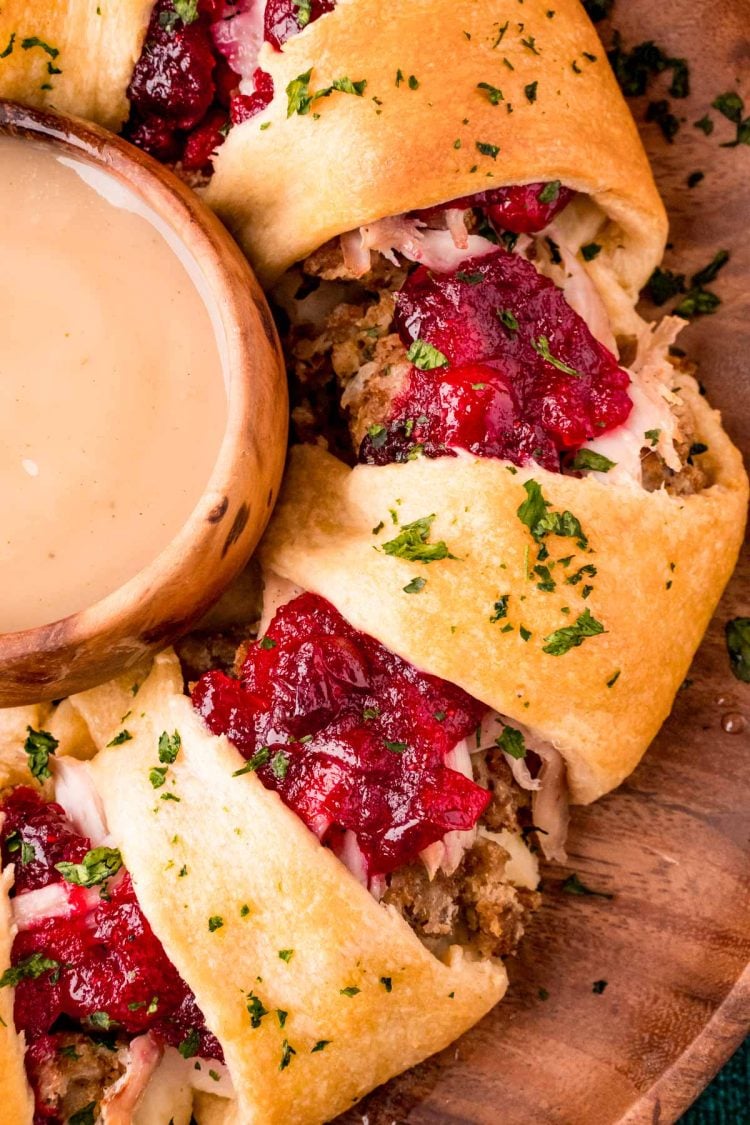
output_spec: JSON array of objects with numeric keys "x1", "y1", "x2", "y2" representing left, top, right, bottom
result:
[{"x1": 336, "y1": 2, "x2": 750, "y2": 1122}]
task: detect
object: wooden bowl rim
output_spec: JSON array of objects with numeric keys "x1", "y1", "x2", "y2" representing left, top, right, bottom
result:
[{"x1": 0, "y1": 99, "x2": 277, "y2": 664}]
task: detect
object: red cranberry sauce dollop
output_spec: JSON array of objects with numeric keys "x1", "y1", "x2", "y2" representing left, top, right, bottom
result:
[
  {"x1": 1, "y1": 788, "x2": 221, "y2": 1063},
  {"x1": 264, "y1": 0, "x2": 337, "y2": 48},
  {"x1": 193, "y1": 594, "x2": 489, "y2": 878},
  {"x1": 415, "y1": 182, "x2": 575, "y2": 235},
  {"x1": 359, "y1": 247, "x2": 631, "y2": 471}
]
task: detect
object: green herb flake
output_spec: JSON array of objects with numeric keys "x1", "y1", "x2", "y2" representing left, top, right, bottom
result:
[
  {"x1": 384, "y1": 740, "x2": 407, "y2": 755},
  {"x1": 259, "y1": 636, "x2": 277, "y2": 650},
  {"x1": 55, "y1": 847, "x2": 122, "y2": 888},
  {"x1": 543, "y1": 609, "x2": 605, "y2": 656},
  {"x1": 21, "y1": 36, "x2": 59, "y2": 58},
  {"x1": 246, "y1": 991, "x2": 268, "y2": 1028},
  {"x1": 477, "y1": 82, "x2": 504, "y2": 105},
  {"x1": 517, "y1": 480, "x2": 588, "y2": 550},
  {"x1": 233, "y1": 747, "x2": 271, "y2": 777},
  {"x1": 691, "y1": 249, "x2": 730, "y2": 287},
  {"x1": 0, "y1": 952, "x2": 60, "y2": 989},
  {"x1": 521, "y1": 36, "x2": 540, "y2": 55},
  {"x1": 532, "y1": 335, "x2": 580, "y2": 377},
  {"x1": 158, "y1": 730, "x2": 181, "y2": 763},
  {"x1": 407, "y1": 75, "x2": 419, "y2": 90},
  {"x1": 712, "y1": 91, "x2": 744, "y2": 125},
  {"x1": 105, "y1": 729, "x2": 132, "y2": 748},
  {"x1": 524, "y1": 81, "x2": 538, "y2": 103},
  {"x1": 178, "y1": 865, "x2": 188, "y2": 878},
  {"x1": 23, "y1": 727, "x2": 58, "y2": 781},
  {"x1": 519, "y1": 625, "x2": 532, "y2": 642},
  {"x1": 178, "y1": 1029, "x2": 200, "y2": 1058},
  {"x1": 695, "y1": 115, "x2": 714, "y2": 135},
  {"x1": 687, "y1": 171, "x2": 704, "y2": 189},
  {"x1": 89, "y1": 1011, "x2": 117, "y2": 1031},
  {"x1": 271, "y1": 750, "x2": 290, "y2": 781},
  {"x1": 572, "y1": 449, "x2": 616, "y2": 473},
  {"x1": 406, "y1": 339, "x2": 449, "y2": 370},
  {"x1": 561, "y1": 872, "x2": 613, "y2": 898},
  {"x1": 240, "y1": 904, "x2": 250, "y2": 917},
  {"x1": 293, "y1": 0, "x2": 312, "y2": 28},
  {"x1": 208, "y1": 915, "x2": 224, "y2": 932},
  {"x1": 496, "y1": 724, "x2": 527, "y2": 760},
  {"x1": 581, "y1": 242, "x2": 602, "y2": 261},
  {"x1": 340, "y1": 986, "x2": 361, "y2": 997},
  {"x1": 279, "y1": 1039, "x2": 296, "y2": 1070},
  {"x1": 490, "y1": 595, "x2": 510, "y2": 623},
  {"x1": 537, "y1": 180, "x2": 561, "y2": 204},
  {"x1": 725, "y1": 617, "x2": 750, "y2": 682},
  {"x1": 174, "y1": 0, "x2": 199, "y2": 22},
  {"x1": 311, "y1": 1039, "x2": 330, "y2": 1052},
  {"x1": 644, "y1": 429, "x2": 661, "y2": 447},
  {"x1": 592, "y1": 979, "x2": 608, "y2": 994},
  {"x1": 381, "y1": 514, "x2": 457, "y2": 564},
  {"x1": 149, "y1": 766, "x2": 168, "y2": 789},
  {"x1": 0, "y1": 33, "x2": 16, "y2": 58},
  {"x1": 278, "y1": 949, "x2": 295, "y2": 962},
  {"x1": 380, "y1": 976, "x2": 393, "y2": 991},
  {"x1": 497, "y1": 308, "x2": 519, "y2": 332},
  {"x1": 403, "y1": 576, "x2": 427, "y2": 594},
  {"x1": 68, "y1": 1103, "x2": 97, "y2": 1125},
  {"x1": 475, "y1": 140, "x2": 500, "y2": 159}
]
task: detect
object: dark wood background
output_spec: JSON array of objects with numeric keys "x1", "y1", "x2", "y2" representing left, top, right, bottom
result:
[{"x1": 337, "y1": 2, "x2": 750, "y2": 1121}]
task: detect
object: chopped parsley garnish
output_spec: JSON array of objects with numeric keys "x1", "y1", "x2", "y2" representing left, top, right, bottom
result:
[
  {"x1": 149, "y1": 766, "x2": 168, "y2": 789},
  {"x1": 607, "y1": 34, "x2": 688, "y2": 100},
  {"x1": 259, "y1": 636, "x2": 277, "y2": 650},
  {"x1": 55, "y1": 847, "x2": 123, "y2": 888},
  {"x1": 490, "y1": 595, "x2": 510, "y2": 622},
  {"x1": 520, "y1": 36, "x2": 540, "y2": 55},
  {"x1": 687, "y1": 171, "x2": 704, "y2": 188},
  {"x1": 561, "y1": 873, "x2": 613, "y2": 898},
  {"x1": 497, "y1": 308, "x2": 519, "y2": 332},
  {"x1": 496, "y1": 725, "x2": 526, "y2": 760},
  {"x1": 0, "y1": 952, "x2": 60, "y2": 989},
  {"x1": 340, "y1": 986, "x2": 361, "y2": 997},
  {"x1": 606, "y1": 670, "x2": 621, "y2": 688},
  {"x1": 572, "y1": 449, "x2": 615, "y2": 472},
  {"x1": 644, "y1": 429, "x2": 661, "y2": 447},
  {"x1": 534, "y1": 563, "x2": 556, "y2": 592},
  {"x1": 691, "y1": 249, "x2": 730, "y2": 287},
  {"x1": 395, "y1": 68, "x2": 405, "y2": 86},
  {"x1": 277, "y1": 1009, "x2": 288, "y2": 1027},
  {"x1": 531, "y1": 335, "x2": 580, "y2": 377},
  {"x1": 477, "y1": 82, "x2": 504, "y2": 105},
  {"x1": 475, "y1": 141, "x2": 500, "y2": 159},
  {"x1": 363, "y1": 707, "x2": 380, "y2": 720},
  {"x1": 107, "y1": 729, "x2": 132, "y2": 747},
  {"x1": 408, "y1": 75, "x2": 419, "y2": 90},
  {"x1": 694, "y1": 115, "x2": 714, "y2": 135},
  {"x1": 456, "y1": 271, "x2": 483, "y2": 285},
  {"x1": 311, "y1": 1039, "x2": 330, "y2": 1052},
  {"x1": 23, "y1": 727, "x2": 58, "y2": 781},
  {"x1": 566, "y1": 563, "x2": 597, "y2": 587},
  {"x1": 403, "y1": 576, "x2": 427, "y2": 594},
  {"x1": 158, "y1": 730, "x2": 181, "y2": 763},
  {"x1": 517, "y1": 480, "x2": 588, "y2": 550},
  {"x1": 493, "y1": 20, "x2": 509, "y2": 46},
  {"x1": 581, "y1": 242, "x2": 601, "y2": 261},
  {"x1": 645, "y1": 99, "x2": 680, "y2": 143},
  {"x1": 519, "y1": 625, "x2": 532, "y2": 642},
  {"x1": 646, "y1": 266, "x2": 685, "y2": 305},
  {"x1": 178, "y1": 865, "x2": 188, "y2": 877},
  {"x1": 380, "y1": 976, "x2": 393, "y2": 992},
  {"x1": 68, "y1": 1103, "x2": 97, "y2": 1125},
  {"x1": 294, "y1": 0, "x2": 312, "y2": 28},
  {"x1": 286, "y1": 69, "x2": 366, "y2": 116},
  {"x1": 89, "y1": 1011, "x2": 117, "y2": 1031},
  {"x1": 20, "y1": 36, "x2": 59, "y2": 58},
  {"x1": 240, "y1": 904, "x2": 250, "y2": 917},
  {"x1": 174, "y1": 0, "x2": 199, "y2": 23},
  {"x1": 543, "y1": 609, "x2": 605, "y2": 656},
  {"x1": 592, "y1": 979, "x2": 608, "y2": 994},
  {"x1": 271, "y1": 750, "x2": 290, "y2": 780},
  {"x1": 537, "y1": 180, "x2": 561, "y2": 204},
  {"x1": 208, "y1": 915, "x2": 224, "y2": 932},
  {"x1": 381, "y1": 514, "x2": 457, "y2": 563},
  {"x1": 178, "y1": 1029, "x2": 200, "y2": 1058},
  {"x1": 279, "y1": 1039, "x2": 296, "y2": 1070},
  {"x1": 367, "y1": 422, "x2": 388, "y2": 449},
  {"x1": 674, "y1": 288, "x2": 721, "y2": 318},
  {"x1": 524, "y1": 81, "x2": 538, "y2": 103},
  {"x1": 538, "y1": 987, "x2": 550, "y2": 1001},
  {"x1": 725, "y1": 617, "x2": 750, "y2": 682},
  {"x1": 384, "y1": 741, "x2": 407, "y2": 754},
  {"x1": 278, "y1": 949, "x2": 294, "y2": 962},
  {"x1": 406, "y1": 339, "x2": 449, "y2": 370},
  {"x1": 0, "y1": 33, "x2": 15, "y2": 58},
  {"x1": 233, "y1": 747, "x2": 271, "y2": 776},
  {"x1": 246, "y1": 991, "x2": 268, "y2": 1028},
  {"x1": 711, "y1": 91, "x2": 750, "y2": 145}
]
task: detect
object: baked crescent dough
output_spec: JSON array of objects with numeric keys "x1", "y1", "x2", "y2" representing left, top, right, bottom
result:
[
  {"x1": 260, "y1": 379, "x2": 748, "y2": 804},
  {"x1": 87, "y1": 667, "x2": 507, "y2": 1124},
  {"x1": 208, "y1": 0, "x2": 667, "y2": 297},
  {"x1": 0, "y1": 1, "x2": 154, "y2": 131}
]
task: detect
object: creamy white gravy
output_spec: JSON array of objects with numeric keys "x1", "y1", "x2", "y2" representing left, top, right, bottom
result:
[{"x1": 0, "y1": 136, "x2": 227, "y2": 633}]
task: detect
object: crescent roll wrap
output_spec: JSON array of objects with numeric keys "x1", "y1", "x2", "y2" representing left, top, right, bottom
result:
[
  {"x1": 0, "y1": 2, "x2": 154, "y2": 131},
  {"x1": 208, "y1": 0, "x2": 667, "y2": 312},
  {"x1": 1, "y1": 652, "x2": 515, "y2": 1124}
]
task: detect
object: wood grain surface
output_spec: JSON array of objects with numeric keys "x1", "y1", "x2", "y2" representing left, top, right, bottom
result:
[{"x1": 335, "y1": 3, "x2": 750, "y2": 1122}]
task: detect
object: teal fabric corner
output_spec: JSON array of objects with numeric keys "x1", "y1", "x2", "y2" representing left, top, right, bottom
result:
[{"x1": 679, "y1": 1037, "x2": 750, "y2": 1123}]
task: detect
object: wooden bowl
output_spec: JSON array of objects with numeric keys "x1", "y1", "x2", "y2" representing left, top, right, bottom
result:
[{"x1": 0, "y1": 100, "x2": 288, "y2": 706}]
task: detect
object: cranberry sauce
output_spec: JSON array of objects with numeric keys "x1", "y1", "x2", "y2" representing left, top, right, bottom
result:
[
  {"x1": 264, "y1": 0, "x2": 337, "y2": 48},
  {"x1": 193, "y1": 593, "x2": 489, "y2": 877},
  {"x1": 359, "y1": 248, "x2": 631, "y2": 470},
  {"x1": 415, "y1": 183, "x2": 575, "y2": 235},
  {"x1": 1, "y1": 788, "x2": 221, "y2": 1062}
]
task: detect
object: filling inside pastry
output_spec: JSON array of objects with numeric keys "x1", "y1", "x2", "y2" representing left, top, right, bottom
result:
[
  {"x1": 125, "y1": 0, "x2": 335, "y2": 169},
  {"x1": 193, "y1": 580, "x2": 544, "y2": 959},
  {"x1": 276, "y1": 187, "x2": 709, "y2": 493},
  {"x1": 0, "y1": 774, "x2": 228, "y2": 1123}
]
